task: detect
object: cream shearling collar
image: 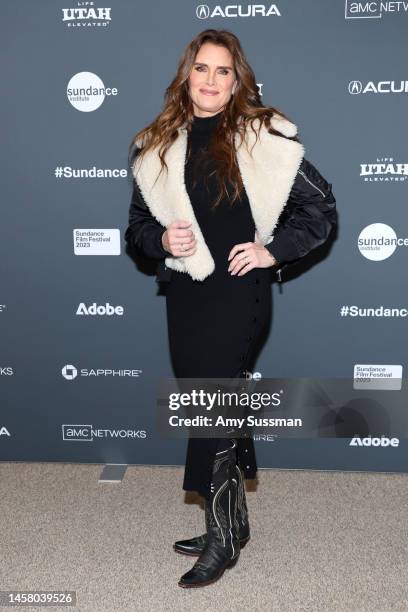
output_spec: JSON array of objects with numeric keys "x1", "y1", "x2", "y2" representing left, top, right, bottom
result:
[{"x1": 132, "y1": 114, "x2": 305, "y2": 281}]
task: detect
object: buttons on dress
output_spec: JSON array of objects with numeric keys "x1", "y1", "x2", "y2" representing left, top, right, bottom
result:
[{"x1": 237, "y1": 276, "x2": 263, "y2": 388}]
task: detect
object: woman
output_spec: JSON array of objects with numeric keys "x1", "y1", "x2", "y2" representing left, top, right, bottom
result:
[{"x1": 125, "y1": 29, "x2": 337, "y2": 588}]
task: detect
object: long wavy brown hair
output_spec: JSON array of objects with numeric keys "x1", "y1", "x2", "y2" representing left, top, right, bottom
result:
[{"x1": 129, "y1": 28, "x2": 300, "y2": 210}]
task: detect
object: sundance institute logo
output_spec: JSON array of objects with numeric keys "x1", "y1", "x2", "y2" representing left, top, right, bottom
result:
[
  {"x1": 358, "y1": 223, "x2": 408, "y2": 261},
  {"x1": 67, "y1": 72, "x2": 118, "y2": 111}
]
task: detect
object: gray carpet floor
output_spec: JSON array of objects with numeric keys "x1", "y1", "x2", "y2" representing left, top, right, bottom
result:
[{"x1": 1, "y1": 462, "x2": 407, "y2": 612}]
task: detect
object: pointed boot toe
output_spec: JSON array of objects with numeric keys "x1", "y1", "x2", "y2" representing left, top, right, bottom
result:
[{"x1": 178, "y1": 532, "x2": 240, "y2": 588}]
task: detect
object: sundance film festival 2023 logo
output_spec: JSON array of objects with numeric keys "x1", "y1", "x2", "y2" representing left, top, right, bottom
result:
[
  {"x1": 73, "y1": 229, "x2": 120, "y2": 255},
  {"x1": 67, "y1": 72, "x2": 118, "y2": 111},
  {"x1": 354, "y1": 364, "x2": 403, "y2": 391}
]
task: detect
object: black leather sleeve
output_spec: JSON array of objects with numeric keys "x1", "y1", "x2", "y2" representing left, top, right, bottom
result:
[
  {"x1": 265, "y1": 157, "x2": 337, "y2": 266},
  {"x1": 124, "y1": 147, "x2": 172, "y2": 260}
]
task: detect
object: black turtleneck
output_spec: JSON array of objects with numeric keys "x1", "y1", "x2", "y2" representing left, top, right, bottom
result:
[
  {"x1": 184, "y1": 108, "x2": 256, "y2": 279},
  {"x1": 190, "y1": 109, "x2": 223, "y2": 134},
  {"x1": 186, "y1": 110, "x2": 223, "y2": 193}
]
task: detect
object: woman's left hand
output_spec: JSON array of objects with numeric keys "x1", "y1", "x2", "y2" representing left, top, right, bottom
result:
[{"x1": 227, "y1": 242, "x2": 278, "y2": 276}]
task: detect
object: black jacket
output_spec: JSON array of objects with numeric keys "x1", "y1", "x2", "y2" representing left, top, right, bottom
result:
[{"x1": 124, "y1": 152, "x2": 337, "y2": 283}]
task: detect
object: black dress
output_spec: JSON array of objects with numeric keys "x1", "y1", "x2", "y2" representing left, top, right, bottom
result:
[{"x1": 165, "y1": 110, "x2": 272, "y2": 500}]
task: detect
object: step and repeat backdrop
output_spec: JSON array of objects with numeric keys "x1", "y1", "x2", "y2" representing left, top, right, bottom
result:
[{"x1": 1, "y1": 1, "x2": 407, "y2": 473}]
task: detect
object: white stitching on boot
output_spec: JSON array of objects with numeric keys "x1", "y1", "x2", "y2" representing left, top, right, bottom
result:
[{"x1": 211, "y1": 479, "x2": 229, "y2": 546}]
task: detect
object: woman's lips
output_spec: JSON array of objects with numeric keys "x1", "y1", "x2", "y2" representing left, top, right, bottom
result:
[{"x1": 200, "y1": 89, "x2": 219, "y2": 96}]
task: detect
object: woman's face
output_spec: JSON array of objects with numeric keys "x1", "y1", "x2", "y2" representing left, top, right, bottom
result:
[{"x1": 188, "y1": 42, "x2": 236, "y2": 117}]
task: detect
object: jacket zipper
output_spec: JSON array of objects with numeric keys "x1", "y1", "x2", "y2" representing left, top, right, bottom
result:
[{"x1": 298, "y1": 169, "x2": 327, "y2": 198}]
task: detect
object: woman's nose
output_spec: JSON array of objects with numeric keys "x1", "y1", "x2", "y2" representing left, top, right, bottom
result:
[{"x1": 206, "y1": 72, "x2": 216, "y2": 86}]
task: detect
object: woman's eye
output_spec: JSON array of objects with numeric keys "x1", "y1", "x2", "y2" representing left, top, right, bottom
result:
[{"x1": 195, "y1": 66, "x2": 230, "y2": 75}]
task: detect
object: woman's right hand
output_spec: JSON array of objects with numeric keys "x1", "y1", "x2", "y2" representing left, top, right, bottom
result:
[{"x1": 161, "y1": 220, "x2": 197, "y2": 257}]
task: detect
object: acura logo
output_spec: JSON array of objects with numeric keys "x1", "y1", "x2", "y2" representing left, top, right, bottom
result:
[
  {"x1": 349, "y1": 80, "x2": 362, "y2": 94},
  {"x1": 195, "y1": 3, "x2": 281, "y2": 18},
  {"x1": 196, "y1": 4, "x2": 210, "y2": 18},
  {"x1": 349, "y1": 79, "x2": 408, "y2": 94}
]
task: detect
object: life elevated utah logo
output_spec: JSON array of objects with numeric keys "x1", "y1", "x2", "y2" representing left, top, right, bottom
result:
[
  {"x1": 359, "y1": 157, "x2": 408, "y2": 182},
  {"x1": 62, "y1": 5, "x2": 112, "y2": 27},
  {"x1": 349, "y1": 436, "x2": 399, "y2": 447}
]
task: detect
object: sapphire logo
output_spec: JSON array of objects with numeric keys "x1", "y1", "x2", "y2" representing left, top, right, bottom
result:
[
  {"x1": 61, "y1": 365, "x2": 142, "y2": 379},
  {"x1": 62, "y1": 365, "x2": 78, "y2": 380}
]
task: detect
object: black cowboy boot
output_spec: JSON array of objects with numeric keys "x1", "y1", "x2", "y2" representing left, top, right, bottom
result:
[
  {"x1": 178, "y1": 439, "x2": 240, "y2": 588},
  {"x1": 174, "y1": 460, "x2": 250, "y2": 556}
]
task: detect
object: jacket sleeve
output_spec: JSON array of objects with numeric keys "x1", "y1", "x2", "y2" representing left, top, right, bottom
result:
[
  {"x1": 265, "y1": 157, "x2": 337, "y2": 267},
  {"x1": 124, "y1": 147, "x2": 172, "y2": 260}
]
